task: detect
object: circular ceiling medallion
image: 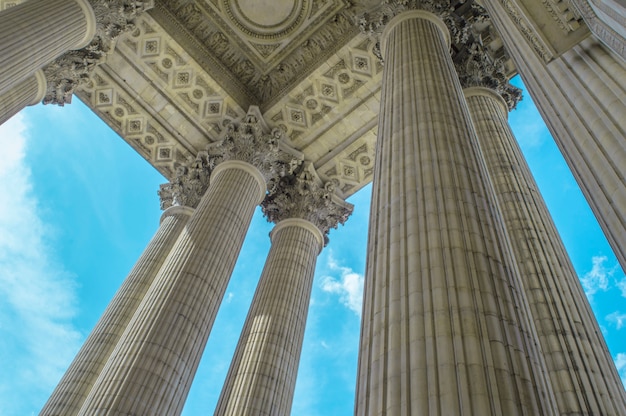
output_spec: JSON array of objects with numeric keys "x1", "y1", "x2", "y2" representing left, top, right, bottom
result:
[{"x1": 222, "y1": 0, "x2": 309, "y2": 40}]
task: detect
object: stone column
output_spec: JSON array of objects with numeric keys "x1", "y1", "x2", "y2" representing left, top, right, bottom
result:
[
  {"x1": 0, "y1": 0, "x2": 95, "y2": 95},
  {"x1": 0, "y1": 69, "x2": 46, "y2": 125},
  {"x1": 40, "y1": 154, "x2": 212, "y2": 416},
  {"x1": 482, "y1": 0, "x2": 626, "y2": 271},
  {"x1": 457, "y1": 42, "x2": 626, "y2": 413},
  {"x1": 466, "y1": 85, "x2": 626, "y2": 414},
  {"x1": 356, "y1": 5, "x2": 558, "y2": 415},
  {"x1": 215, "y1": 163, "x2": 352, "y2": 416},
  {"x1": 78, "y1": 108, "x2": 301, "y2": 416}
]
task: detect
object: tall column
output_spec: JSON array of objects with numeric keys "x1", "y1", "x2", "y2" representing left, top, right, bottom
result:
[
  {"x1": 215, "y1": 163, "x2": 352, "y2": 416},
  {"x1": 78, "y1": 108, "x2": 301, "y2": 416},
  {"x1": 483, "y1": 0, "x2": 626, "y2": 271},
  {"x1": 457, "y1": 41, "x2": 626, "y2": 414},
  {"x1": 0, "y1": 0, "x2": 95, "y2": 95},
  {"x1": 40, "y1": 154, "x2": 212, "y2": 416},
  {"x1": 0, "y1": 70, "x2": 46, "y2": 125},
  {"x1": 356, "y1": 5, "x2": 558, "y2": 415}
]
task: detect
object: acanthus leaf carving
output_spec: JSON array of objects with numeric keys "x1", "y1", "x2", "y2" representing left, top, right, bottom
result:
[
  {"x1": 43, "y1": 1, "x2": 154, "y2": 105},
  {"x1": 158, "y1": 150, "x2": 215, "y2": 210},
  {"x1": 455, "y1": 38, "x2": 522, "y2": 110},
  {"x1": 205, "y1": 107, "x2": 304, "y2": 185},
  {"x1": 262, "y1": 161, "x2": 354, "y2": 243}
]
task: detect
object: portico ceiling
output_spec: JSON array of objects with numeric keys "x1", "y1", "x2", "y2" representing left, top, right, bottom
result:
[{"x1": 67, "y1": 0, "x2": 586, "y2": 199}]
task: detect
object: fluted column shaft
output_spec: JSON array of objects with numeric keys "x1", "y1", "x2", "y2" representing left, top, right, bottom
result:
[
  {"x1": 356, "y1": 10, "x2": 557, "y2": 415},
  {"x1": 78, "y1": 160, "x2": 266, "y2": 415},
  {"x1": 0, "y1": 69, "x2": 46, "y2": 125},
  {"x1": 465, "y1": 86, "x2": 626, "y2": 415},
  {"x1": 215, "y1": 219, "x2": 324, "y2": 416},
  {"x1": 40, "y1": 205, "x2": 193, "y2": 416},
  {"x1": 483, "y1": 0, "x2": 626, "y2": 271},
  {"x1": 0, "y1": 0, "x2": 95, "y2": 95}
]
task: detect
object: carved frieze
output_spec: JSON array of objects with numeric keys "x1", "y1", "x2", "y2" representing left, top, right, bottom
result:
[
  {"x1": 205, "y1": 107, "x2": 303, "y2": 185},
  {"x1": 262, "y1": 161, "x2": 353, "y2": 242},
  {"x1": 265, "y1": 37, "x2": 382, "y2": 150},
  {"x1": 43, "y1": 1, "x2": 155, "y2": 105},
  {"x1": 115, "y1": 16, "x2": 246, "y2": 139},
  {"x1": 455, "y1": 40, "x2": 522, "y2": 109},
  {"x1": 317, "y1": 131, "x2": 377, "y2": 199},
  {"x1": 76, "y1": 67, "x2": 191, "y2": 178},
  {"x1": 158, "y1": 150, "x2": 214, "y2": 210},
  {"x1": 152, "y1": 0, "x2": 359, "y2": 106}
]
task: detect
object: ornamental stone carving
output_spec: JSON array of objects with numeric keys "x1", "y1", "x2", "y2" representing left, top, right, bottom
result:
[
  {"x1": 454, "y1": 39, "x2": 522, "y2": 110},
  {"x1": 158, "y1": 151, "x2": 215, "y2": 210},
  {"x1": 262, "y1": 161, "x2": 353, "y2": 243},
  {"x1": 358, "y1": 0, "x2": 470, "y2": 62},
  {"x1": 43, "y1": 0, "x2": 154, "y2": 105},
  {"x1": 205, "y1": 106, "x2": 303, "y2": 184}
]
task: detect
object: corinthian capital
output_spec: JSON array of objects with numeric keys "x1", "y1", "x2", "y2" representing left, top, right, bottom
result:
[
  {"x1": 206, "y1": 106, "x2": 303, "y2": 185},
  {"x1": 158, "y1": 151, "x2": 215, "y2": 210},
  {"x1": 454, "y1": 39, "x2": 522, "y2": 110},
  {"x1": 43, "y1": 0, "x2": 154, "y2": 105},
  {"x1": 358, "y1": 0, "x2": 472, "y2": 61},
  {"x1": 262, "y1": 162, "x2": 353, "y2": 244}
]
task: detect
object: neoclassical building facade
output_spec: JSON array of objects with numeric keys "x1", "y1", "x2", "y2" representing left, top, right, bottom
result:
[{"x1": 1, "y1": 0, "x2": 625, "y2": 414}]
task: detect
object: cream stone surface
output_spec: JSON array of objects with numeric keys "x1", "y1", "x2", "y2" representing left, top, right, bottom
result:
[
  {"x1": 0, "y1": 70, "x2": 45, "y2": 125},
  {"x1": 215, "y1": 221, "x2": 322, "y2": 416},
  {"x1": 216, "y1": 160, "x2": 352, "y2": 415},
  {"x1": 465, "y1": 86, "x2": 626, "y2": 415},
  {"x1": 77, "y1": 162, "x2": 266, "y2": 415},
  {"x1": 355, "y1": 11, "x2": 557, "y2": 415},
  {"x1": 1, "y1": 0, "x2": 623, "y2": 414},
  {"x1": 484, "y1": 0, "x2": 626, "y2": 271},
  {"x1": 40, "y1": 205, "x2": 193, "y2": 416},
  {"x1": 0, "y1": 0, "x2": 94, "y2": 95}
]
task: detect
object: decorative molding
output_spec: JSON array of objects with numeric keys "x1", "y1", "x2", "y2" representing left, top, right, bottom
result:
[
  {"x1": 359, "y1": 1, "x2": 483, "y2": 62},
  {"x1": 317, "y1": 129, "x2": 377, "y2": 199},
  {"x1": 43, "y1": 0, "x2": 155, "y2": 105},
  {"x1": 262, "y1": 161, "x2": 353, "y2": 242},
  {"x1": 0, "y1": 0, "x2": 23, "y2": 10},
  {"x1": 152, "y1": 0, "x2": 358, "y2": 106},
  {"x1": 571, "y1": 0, "x2": 626, "y2": 60},
  {"x1": 158, "y1": 151, "x2": 214, "y2": 210},
  {"x1": 205, "y1": 107, "x2": 303, "y2": 185},
  {"x1": 76, "y1": 66, "x2": 191, "y2": 178},
  {"x1": 455, "y1": 39, "x2": 522, "y2": 110},
  {"x1": 265, "y1": 37, "x2": 382, "y2": 149},
  {"x1": 540, "y1": 0, "x2": 583, "y2": 33},
  {"x1": 498, "y1": 0, "x2": 554, "y2": 63}
]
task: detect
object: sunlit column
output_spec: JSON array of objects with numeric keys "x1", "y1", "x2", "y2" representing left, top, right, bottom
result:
[
  {"x1": 0, "y1": 0, "x2": 95, "y2": 95},
  {"x1": 215, "y1": 163, "x2": 352, "y2": 416},
  {"x1": 77, "y1": 108, "x2": 301, "y2": 416},
  {"x1": 39, "y1": 154, "x2": 214, "y2": 416},
  {"x1": 356, "y1": 5, "x2": 558, "y2": 415},
  {"x1": 457, "y1": 42, "x2": 626, "y2": 411},
  {"x1": 483, "y1": 0, "x2": 626, "y2": 272},
  {"x1": 0, "y1": 70, "x2": 45, "y2": 125}
]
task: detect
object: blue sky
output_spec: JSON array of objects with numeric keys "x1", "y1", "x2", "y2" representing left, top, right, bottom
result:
[{"x1": 0, "y1": 76, "x2": 624, "y2": 415}]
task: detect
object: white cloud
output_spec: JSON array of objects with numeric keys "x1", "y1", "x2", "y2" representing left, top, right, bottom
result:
[
  {"x1": 0, "y1": 114, "x2": 82, "y2": 414},
  {"x1": 606, "y1": 311, "x2": 626, "y2": 330},
  {"x1": 320, "y1": 254, "x2": 364, "y2": 316},
  {"x1": 615, "y1": 353, "x2": 626, "y2": 388},
  {"x1": 580, "y1": 255, "x2": 613, "y2": 300},
  {"x1": 617, "y1": 278, "x2": 626, "y2": 298}
]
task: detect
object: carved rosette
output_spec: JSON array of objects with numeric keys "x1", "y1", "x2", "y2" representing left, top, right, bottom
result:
[
  {"x1": 455, "y1": 39, "x2": 522, "y2": 110},
  {"x1": 43, "y1": 0, "x2": 154, "y2": 105},
  {"x1": 206, "y1": 107, "x2": 303, "y2": 186},
  {"x1": 262, "y1": 162, "x2": 353, "y2": 244},
  {"x1": 158, "y1": 151, "x2": 215, "y2": 210},
  {"x1": 358, "y1": 0, "x2": 470, "y2": 61}
]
